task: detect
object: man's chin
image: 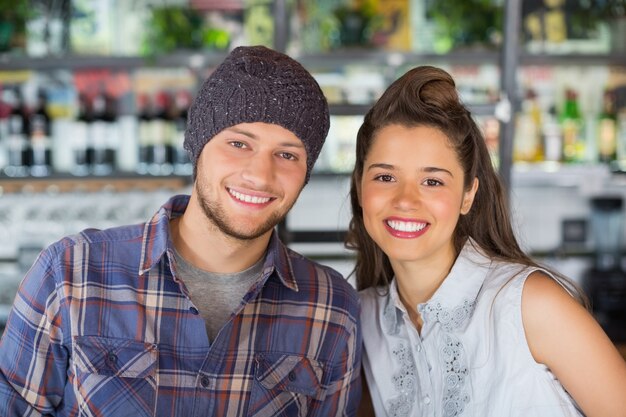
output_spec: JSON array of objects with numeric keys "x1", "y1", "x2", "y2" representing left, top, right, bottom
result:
[
  {"x1": 221, "y1": 227, "x2": 273, "y2": 242},
  {"x1": 216, "y1": 218, "x2": 279, "y2": 241}
]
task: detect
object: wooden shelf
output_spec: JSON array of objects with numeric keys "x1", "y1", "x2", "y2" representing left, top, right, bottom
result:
[{"x1": 0, "y1": 174, "x2": 190, "y2": 194}]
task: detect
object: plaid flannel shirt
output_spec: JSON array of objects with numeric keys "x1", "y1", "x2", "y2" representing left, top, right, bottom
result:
[{"x1": 0, "y1": 194, "x2": 361, "y2": 416}]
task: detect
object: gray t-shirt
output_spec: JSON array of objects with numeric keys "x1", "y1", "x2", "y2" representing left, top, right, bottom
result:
[{"x1": 172, "y1": 248, "x2": 264, "y2": 342}]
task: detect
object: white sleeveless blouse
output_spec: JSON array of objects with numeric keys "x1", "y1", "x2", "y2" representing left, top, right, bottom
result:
[{"x1": 360, "y1": 240, "x2": 584, "y2": 417}]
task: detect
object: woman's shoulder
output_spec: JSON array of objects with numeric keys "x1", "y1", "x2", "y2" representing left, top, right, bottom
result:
[
  {"x1": 359, "y1": 285, "x2": 383, "y2": 298},
  {"x1": 475, "y1": 260, "x2": 553, "y2": 315},
  {"x1": 359, "y1": 286, "x2": 389, "y2": 309},
  {"x1": 481, "y1": 258, "x2": 544, "y2": 292}
]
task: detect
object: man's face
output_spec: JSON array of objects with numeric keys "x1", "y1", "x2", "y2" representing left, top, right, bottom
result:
[{"x1": 194, "y1": 122, "x2": 308, "y2": 241}]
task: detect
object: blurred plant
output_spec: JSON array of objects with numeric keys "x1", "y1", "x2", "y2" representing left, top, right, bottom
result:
[
  {"x1": 142, "y1": 6, "x2": 216, "y2": 56},
  {"x1": 0, "y1": 0, "x2": 33, "y2": 52},
  {"x1": 145, "y1": 6, "x2": 203, "y2": 53},
  {"x1": 426, "y1": 0, "x2": 503, "y2": 53},
  {"x1": 333, "y1": 0, "x2": 382, "y2": 48},
  {"x1": 593, "y1": 0, "x2": 626, "y2": 17}
]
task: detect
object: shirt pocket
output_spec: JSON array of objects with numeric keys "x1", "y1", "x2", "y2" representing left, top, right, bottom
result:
[
  {"x1": 248, "y1": 352, "x2": 325, "y2": 417},
  {"x1": 72, "y1": 336, "x2": 158, "y2": 417}
]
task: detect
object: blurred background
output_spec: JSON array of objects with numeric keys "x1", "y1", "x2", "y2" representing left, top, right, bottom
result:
[{"x1": 0, "y1": 0, "x2": 626, "y2": 356}]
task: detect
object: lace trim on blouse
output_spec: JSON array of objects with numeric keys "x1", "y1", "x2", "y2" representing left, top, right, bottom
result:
[
  {"x1": 441, "y1": 333, "x2": 470, "y2": 417},
  {"x1": 383, "y1": 299, "x2": 475, "y2": 417},
  {"x1": 387, "y1": 342, "x2": 417, "y2": 417},
  {"x1": 421, "y1": 300, "x2": 475, "y2": 332}
]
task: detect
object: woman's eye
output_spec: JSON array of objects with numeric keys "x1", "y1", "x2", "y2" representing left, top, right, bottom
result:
[
  {"x1": 374, "y1": 174, "x2": 394, "y2": 182},
  {"x1": 424, "y1": 178, "x2": 443, "y2": 186}
]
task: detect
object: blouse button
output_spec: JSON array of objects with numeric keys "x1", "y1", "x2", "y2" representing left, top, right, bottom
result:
[
  {"x1": 424, "y1": 395, "x2": 431, "y2": 405},
  {"x1": 416, "y1": 344, "x2": 422, "y2": 352}
]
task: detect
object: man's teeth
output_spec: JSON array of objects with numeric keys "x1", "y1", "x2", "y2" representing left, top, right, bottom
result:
[
  {"x1": 387, "y1": 220, "x2": 426, "y2": 232},
  {"x1": 229, "y1": 189, "x2": 271, "y2": 204}
]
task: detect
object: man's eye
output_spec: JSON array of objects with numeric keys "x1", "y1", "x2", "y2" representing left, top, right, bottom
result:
[
  {"x1": 279, "y1": 152, "x2": 297, "y2": 161},
  {"x1": 229, "y1": 141, "x2": 246, "y2": 148}
]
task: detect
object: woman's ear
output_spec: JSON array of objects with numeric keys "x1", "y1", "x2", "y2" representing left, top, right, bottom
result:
[{"x1": 461, "y1": 177, "x2": 479, "y2": 215}]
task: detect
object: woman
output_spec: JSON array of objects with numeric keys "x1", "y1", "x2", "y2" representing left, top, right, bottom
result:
[{"x1": 347, "y1": 65, "x2": 626, "y2": 417}]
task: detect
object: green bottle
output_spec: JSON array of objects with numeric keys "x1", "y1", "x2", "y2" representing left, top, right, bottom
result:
[
  {"x1": 597, "y1": 89, "x2": 617, "y2": 164},
  {"x1": 560, "y1": 88, "x2": 584, "y2": 163}
]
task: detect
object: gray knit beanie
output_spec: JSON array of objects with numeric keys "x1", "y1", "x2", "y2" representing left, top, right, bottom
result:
[{"x1": 184, "y1": 45, "x2": 330, "y2": 183}]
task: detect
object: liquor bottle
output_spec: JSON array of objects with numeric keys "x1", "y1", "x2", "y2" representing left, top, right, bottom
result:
[
  {"x1": 514, "y1": 88, "x2": 543, "y2": 163},
  {"x1": 89, "y1": 92, "x2": 112, "y2": 175},
  {"x1": 137, "y1": 93, "x2": 153, "y2": 175},
  {"x1": 0, "y1": 87, "x2": 11, "y2": 172},
  {"x1": 597, "y1": 89, "x2": 617, "y2": 164},
  {"x1": 543, "y1": 105, "x2": 563, "y2": 163},
  {"x1": 103, "y1": 93, "x2": 119, "y2": 171},
  {"x1": 560, "y1": 88, "x2": 585, "y2": 163},
  {"x1": 150, "y1": 91, "x2": 173, "y2": 175},
  {"x1": 172, "y1": 89, "x2": 192, "y2": 175},
  {"x1": 51, "y1": 85, "x2": 78, "y2": 174},
  {"x1": 72, "y1": 94, "x2": 91, "y2": 176},
  {"x1": 5, "y1": 86, "x2": 30, "y2": 177},
  {"x1": 116, "y1": 98, "x2": 138, "y2": 173},
  {"x1": 28, "y1": 89, "x2": 52, "y2": 177}
]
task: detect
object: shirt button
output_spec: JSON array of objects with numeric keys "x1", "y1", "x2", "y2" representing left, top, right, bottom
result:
[
  {"x1": 106, "y1": 352, "x2": 118, "y2": 364},
  {"x1": 189, "y1": 306, "x2": 199, "y2": 315},
  {"x1": 200, "y1": 376, "x2": 211, "y2": 388},
  {"x1": 424, "y1": 396, "x2": 431, "y2": 405},
  {"x1": 288, "y1": 371, "x2": 297, "y2": 382}
]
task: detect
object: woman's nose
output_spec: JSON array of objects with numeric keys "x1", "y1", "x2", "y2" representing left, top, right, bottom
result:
[{"x1": 393, "y1": 183, "x2": 420, "y2": 210}]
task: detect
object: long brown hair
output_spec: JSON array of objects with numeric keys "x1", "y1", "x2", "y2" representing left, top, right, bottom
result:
[{"x1": 345, "y1": 66, "x2": 586, "y2": 305}]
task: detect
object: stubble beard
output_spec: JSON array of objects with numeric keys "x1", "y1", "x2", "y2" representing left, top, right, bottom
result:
[{"x1": 196, "y1": 182, "x2": 295, "y2": 241}]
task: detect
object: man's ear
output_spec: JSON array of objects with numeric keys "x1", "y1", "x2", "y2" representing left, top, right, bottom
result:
[{"x1": 461, "y1": 177, "x2": 479, "y2": 215}]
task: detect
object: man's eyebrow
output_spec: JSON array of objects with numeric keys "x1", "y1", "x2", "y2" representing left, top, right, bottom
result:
[
  {"x1": 226, "y1": 127, "x2": 259, "y2": 139},
  {"x1": 226, "y1": 127, "x2": 305, "y2": 148}
]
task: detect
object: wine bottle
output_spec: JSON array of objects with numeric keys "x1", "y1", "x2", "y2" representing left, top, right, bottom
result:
[
  {"x1": 560, "y1": 88, "x2": 585, "y2": 163},
  {"x1": 72, "y1": 94, "x2": 91, "y2": 176},
  {"x1": 29, "y1": 89, "x2": 52, "y2": 177},
  {"x1": 150, "y1": 91, "x2": 173, "y2": 175},
  {"x1": 597, "y1": 89, "x2": 617, "y2": 164},
  {"x1": 137, "y1": 93, "x2": 153, "y2": 175},
  {"x1": 514, "y1": 88, "x2": 543, "y2": 163},
  {"x1": 5, "y1": 86, "x2": 29, "y2": 177},
  {"x1": 103, "y1": 93, "x2": 119, "y2": 171},
  {"x1": 89, "y1": 92, "x2": 112, "y2": 175},
  {"x1": 172, "y1": 89, "x2": 192, "y2": 175}
]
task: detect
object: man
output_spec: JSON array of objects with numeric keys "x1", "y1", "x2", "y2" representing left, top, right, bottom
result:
[{"x1": 0, "y1": 46, "x2": 361, "y2": 416}]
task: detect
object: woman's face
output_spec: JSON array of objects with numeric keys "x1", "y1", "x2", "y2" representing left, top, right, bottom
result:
[{"x1": 359, "y1": 124, "x2": 478, "y2": 267}]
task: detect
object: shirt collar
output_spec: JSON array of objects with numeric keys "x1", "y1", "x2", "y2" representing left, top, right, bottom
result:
[
  {"x1": 383, "y1": 239, "x2": 491, "y2": 334},
  {"x1": 139, "y1": 194, "x2": 189, "y2": 275},
  {"x1": 260, "y1": 230, "x2": 299, "y2": 292},
  {"x1": 138, "y1": 194, "x2": 298, "y2": 292}
]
